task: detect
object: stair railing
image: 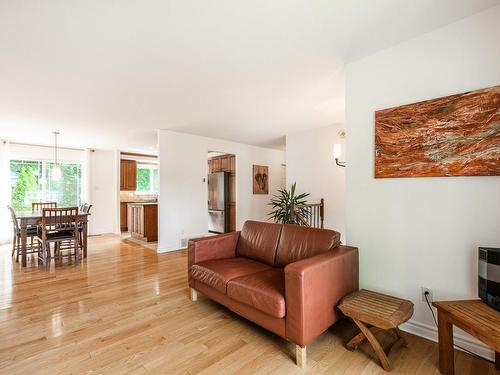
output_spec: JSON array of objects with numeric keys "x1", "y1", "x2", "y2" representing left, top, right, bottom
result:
[{"x1": 292, "y1": 198, "x2": 324, "y2": 229}]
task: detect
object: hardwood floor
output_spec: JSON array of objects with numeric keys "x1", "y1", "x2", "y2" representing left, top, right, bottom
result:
[{"x1": 0, "y1": 235, "x2": 495, "y2": 374}]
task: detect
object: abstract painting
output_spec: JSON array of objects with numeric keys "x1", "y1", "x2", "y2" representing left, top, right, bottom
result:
[
  {"x1": 253, "y1": 165, "x2": 269, "y2": 194},
  {"x1": 375, "y1": 85, "x2": 500, "y2": 178}
]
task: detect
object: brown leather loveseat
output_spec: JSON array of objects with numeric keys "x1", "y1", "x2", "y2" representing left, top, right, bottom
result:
[{"x1": 188, "y1": 220, "x2": 359, "y2": 367}]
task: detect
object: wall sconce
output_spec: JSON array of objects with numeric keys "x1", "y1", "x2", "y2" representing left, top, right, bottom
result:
[{"x1": 333, "y1": 144, "x2": 346, "y2": 167}]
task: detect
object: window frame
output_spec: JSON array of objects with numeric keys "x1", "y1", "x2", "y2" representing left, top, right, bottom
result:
[
  {"x1": 136, "y1": 163, "x2": 158, "y2": 194},
  {"x1": 9, "y1": 158, "x2": 83, "y2": 210}
]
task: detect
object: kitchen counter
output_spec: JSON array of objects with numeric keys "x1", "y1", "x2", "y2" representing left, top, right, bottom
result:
[
  {"x1": 121, "y1": 200, "x2": 157, "y2": 204},
  {"x1": 120, "y1": 201, "x2": 157, "y2": 232},
  {"x1": 127, "y1": 203, "x2": 158, "y2": 242}
]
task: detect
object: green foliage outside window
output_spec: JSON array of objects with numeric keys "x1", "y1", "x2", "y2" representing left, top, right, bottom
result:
[
  {"x1": 56, "y1": 163, "x2": 82, "y2": 207},
  {"x1": 11, "y1": 164, "x2": 38, "y2": 210},
  {"x1": 10, "y1": 160, "x2": 82, "y2": 210},
  {"x1": 137, "y1": 168, "x2": 151, "y2": 191},
  {"x1": 136, "y1": 166, "x2": 158, "y2": 193}
]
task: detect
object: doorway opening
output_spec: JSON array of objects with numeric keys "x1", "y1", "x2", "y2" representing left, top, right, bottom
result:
[
  {"x1": 207, "y1": 151, "x2": 236, "y2": 234},
  {"x1": 119, "y1": 152, "x2": 158, "y2": 248}
]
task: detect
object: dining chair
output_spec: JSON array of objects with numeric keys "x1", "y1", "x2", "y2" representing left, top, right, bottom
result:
[
  {"x1": 77, "y1": 204, "x2": 92, "y2": 248},
  {"x1": 32, "y1": 202, "x2": 57, "y2": 212},
  {"x1": 35, "y1": 207, "x2": 79, "y2": 266},
  {"x1": 7, "y1": 206, "x2": 39, "y2": 263}
]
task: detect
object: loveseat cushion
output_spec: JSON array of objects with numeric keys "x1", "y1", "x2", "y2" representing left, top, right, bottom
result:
[
  {"x1": 190, "y1": 257, "x2": 271, "y2": 294},
  {"x1": 227, "y1": 269, "x2": 286, "y2": 318},
  {"x1": 274, "y1": 225, "x2": 341, "y2": 266},
  {"x1": 236, "y1": 221, "x2": 283, "y2": 265}
]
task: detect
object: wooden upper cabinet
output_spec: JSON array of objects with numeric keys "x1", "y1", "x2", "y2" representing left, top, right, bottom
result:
[
  {"x1": 229, "y1": 155, "x2": 235, "y2": 173},
  {"x1": 120, "y1": 161, "x2": 126, "y2": 189},
  {"x1": 127, "y1": 160, "x2": 137, "y2": 190},
  {"x1": 212, "y1": 158, "x2": 221, "y2": 172},
  {"x1": 120, "y1": 159, "x2": 137, "y2": 191},
  {"x1": 220, "y1": 155, "x2": 229, "y2": 171},
  {"x1": 209, "y1": 155, "x2": 235, "y2": 173}
]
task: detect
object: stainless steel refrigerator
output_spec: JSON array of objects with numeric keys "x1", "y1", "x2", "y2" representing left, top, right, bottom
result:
[{"x1": 208, "y1": 171, "x2": 229, "y2": 233}]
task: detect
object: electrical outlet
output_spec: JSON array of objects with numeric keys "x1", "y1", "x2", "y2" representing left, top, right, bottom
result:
[{"x1": 421, "y1": 287, "x2": 433, "y2": 303}]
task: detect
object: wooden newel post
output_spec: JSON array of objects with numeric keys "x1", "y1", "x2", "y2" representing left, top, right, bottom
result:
[{"x1": 320, "y1": 198, "x2": 324, "y2": 229}]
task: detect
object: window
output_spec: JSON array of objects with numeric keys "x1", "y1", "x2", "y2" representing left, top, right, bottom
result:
[
  {"x1": 136, "y1": 164, "x2": 158, "y2": 193},
  {"x1": 10, "y1": 160, "x2": 82, "y2": 211}
]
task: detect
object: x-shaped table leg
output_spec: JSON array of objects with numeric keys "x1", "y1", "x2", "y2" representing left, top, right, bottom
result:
[{"x1": 351, "y1": 319, "x2": 392, "y2": 371}]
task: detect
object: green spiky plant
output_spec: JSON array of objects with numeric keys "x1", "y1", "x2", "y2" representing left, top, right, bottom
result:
[{"x1": 268, "y1": 182, "x2": 310, "y2": 225}]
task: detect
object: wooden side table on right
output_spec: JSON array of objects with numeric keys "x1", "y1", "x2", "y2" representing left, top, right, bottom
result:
[{"x1": 432, "y1": 300, "x2": 500, "y2": 374}]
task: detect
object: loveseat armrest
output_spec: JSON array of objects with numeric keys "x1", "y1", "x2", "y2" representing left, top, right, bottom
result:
[
  {"x1": 188, "y1": 232, "x2": 240, "y2": 286},
  {"x1": 284, "y1": 245, "x2": 359, "y2": 347}
]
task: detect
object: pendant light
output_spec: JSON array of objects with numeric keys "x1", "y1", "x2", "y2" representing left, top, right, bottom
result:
[{"x1": 52, "y1": 131, "x2": 62, "y2": 181}]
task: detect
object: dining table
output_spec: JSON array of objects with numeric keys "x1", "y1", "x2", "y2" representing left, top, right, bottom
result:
[{"x1": 16, "y1": 210, "x2": 90, "y2": 267}]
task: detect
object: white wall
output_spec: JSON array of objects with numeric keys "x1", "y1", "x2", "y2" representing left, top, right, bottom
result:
[
  {"x1": 345, "y1": 6, "x2": 500, "y2": 359},
  {"x1": 286, "y1": 125, "x2": 346, "y2": 238},
  {"x1": 0, "y1": 141, "x2": 11, "y2": 244},
  {"x1": 87, "y1": 149, "x2": 120, "y2": 235},
  {"x1": 158, "y1": 130, "x2": 286, "y2": 252}
]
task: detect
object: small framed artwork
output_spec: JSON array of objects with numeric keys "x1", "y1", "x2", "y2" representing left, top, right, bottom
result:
[{"x1": 253, "y1": 165, "x2": 269, "y2": 194}]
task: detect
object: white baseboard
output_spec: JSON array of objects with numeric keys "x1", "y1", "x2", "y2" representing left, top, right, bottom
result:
[
  {"x1": 156, "y1": 245, "x2": 180, "y2": 253},
  {"x1": 400, "y1": 319, "x2": 494, "y2": 361}
]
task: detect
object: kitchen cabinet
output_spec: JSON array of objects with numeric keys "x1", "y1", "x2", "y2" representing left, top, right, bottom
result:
[
  {"x1": 127, "y1": 203, "x2": 158, "y2": 242},
  {"x1": 229, "y1": 156, "x2": 235, "y2": 173},
  {"x1": 212, "y1": 158, "x2": 221, "y2": 172},
  {"x1": 220, "y1": 155, "x2": 229, "y2": 171},
  {"x1": 120, "y1": 159, "x2": 137, "y2": 191},
  {"x1": 120, "y1": 202, "x2": 128, "y2": 231}
]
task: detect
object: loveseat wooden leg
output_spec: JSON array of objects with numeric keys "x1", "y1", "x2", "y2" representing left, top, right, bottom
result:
[
  {"x1": 190, "y1": 288, "x2": 198, "y2": 302},
  {"x1": 296, "y1": 345, "x2": 306, "y2": 368}
]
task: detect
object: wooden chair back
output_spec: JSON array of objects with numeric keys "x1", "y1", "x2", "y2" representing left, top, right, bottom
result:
[
  {"x1": 32, "y1": 202, "x2": 57, "y2": 212},
  {"x1": 40, "y1": 207, "x2": 78, "y2": 238},
  {"x1": 7, "y1": 206, "x2": 19, "y2": 232},
  {"x1": 79, "y1": 203, "x2": 93, "y2": 213}
]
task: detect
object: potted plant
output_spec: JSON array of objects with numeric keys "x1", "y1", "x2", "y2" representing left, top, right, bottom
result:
[{"x1": 268, "y1": 182, "x2": 310, "y2": 225}]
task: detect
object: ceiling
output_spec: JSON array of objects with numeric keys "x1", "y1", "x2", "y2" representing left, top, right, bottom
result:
[{"x1": 1, "y1": 0, "x2": 498, "y2": 151}]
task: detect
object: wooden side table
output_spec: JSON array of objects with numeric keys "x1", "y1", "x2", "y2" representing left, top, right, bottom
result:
[
  {"x1": 339, "y1": 289, "x2": 414, "y2": 371},
  {"x1": 432, "y1": 300, "x2": 500, "y2": 374}
]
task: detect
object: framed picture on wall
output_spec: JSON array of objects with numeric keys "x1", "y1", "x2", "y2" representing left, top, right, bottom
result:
[
  {"x1": 375, "y1": 85, "x2": 500, "y2": 178},
  {"x1": 253, "y1": 165, "x2": 269, "y2": 194}
]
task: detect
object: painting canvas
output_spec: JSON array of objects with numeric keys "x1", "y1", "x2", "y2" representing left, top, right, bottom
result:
[
  {"x1": 375, "y1": 85, "x2": 500, "y2": 178},
  {"x1": 253, "y1": 165, "x2": 269, "y2": 194}
]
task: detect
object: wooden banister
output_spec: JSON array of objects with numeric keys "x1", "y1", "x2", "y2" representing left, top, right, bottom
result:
[{"x1": 293, "y1": 198, "x2": 324, "y2": 229}]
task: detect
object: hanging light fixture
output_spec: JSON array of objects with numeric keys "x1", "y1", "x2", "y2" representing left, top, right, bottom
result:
[{"x1": 52, "y1": 131, "x2": 62, "y2": 181}]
